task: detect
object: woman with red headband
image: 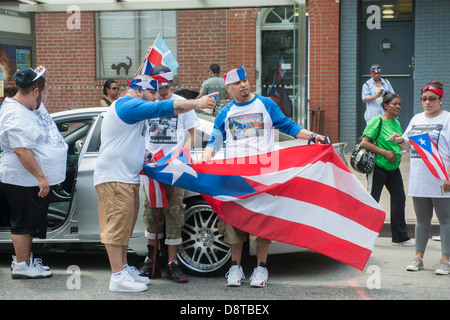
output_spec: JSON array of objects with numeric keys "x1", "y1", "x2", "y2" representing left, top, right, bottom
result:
[{"x1": 389, "y1": 81, "x2": 450, "y2": 275}]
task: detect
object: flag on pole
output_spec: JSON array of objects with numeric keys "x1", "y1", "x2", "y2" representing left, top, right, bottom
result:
[
  {"x1": 142, "y1": 34, "x2": 179, "y2": 75},
  {"x1": 143, "y1": 145, "x2": 386, "y2": 270},
  {"x1": 141, "y1": 150, "x2": 168, "y2": 208},
  {"x1": 409, "y1": 133, "x2": 449, "y2": 181},
  {"x1": 267, "y1": 57, "x2": 293, "y2": 117}
]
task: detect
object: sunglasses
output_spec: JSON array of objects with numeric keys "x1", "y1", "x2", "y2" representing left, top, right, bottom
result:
[
  {"x1": 420, "y1": 96, "x2": 440, "y2": 102},
  {"x1": 111, "y1": 87, "x2": 120, "y2": 90}
]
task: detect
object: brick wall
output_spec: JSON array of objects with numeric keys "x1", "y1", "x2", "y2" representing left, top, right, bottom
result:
[
  {"x1": 35, "y1": 12, "x2": 108, "y2": 112},
  {"x1": 308, "y1": 0, "x2": 340, "y2": 143},
  {"x1": 177, "y1": 8, "x2": 258, "y2": 93},
  {"x1": 35, "y1": 9, "x2": 260, "y2": 112},
  {"x1": 35, "y1": 6, "x2": 341, "y2": 144}
]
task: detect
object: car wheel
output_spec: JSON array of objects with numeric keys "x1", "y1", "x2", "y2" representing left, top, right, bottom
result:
[{"x1": 177, "y1": 199, "x2": 230, "y2": 275}]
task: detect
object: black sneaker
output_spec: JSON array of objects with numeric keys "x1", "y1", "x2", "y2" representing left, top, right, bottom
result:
[
  {"x1": 166, "y1": 260, "x2": 188, "y2": 283},
  {"x1": 138, "y1": 256, "x2": 161, "y2": 279}
]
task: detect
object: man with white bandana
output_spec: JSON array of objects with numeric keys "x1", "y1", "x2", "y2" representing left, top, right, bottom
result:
[
  {"x1": 94, "y1": 75, "x2": 216, "y2": 292},
  {"x1": 198, "y1": 66, "x2": 328, "y2": 288}
]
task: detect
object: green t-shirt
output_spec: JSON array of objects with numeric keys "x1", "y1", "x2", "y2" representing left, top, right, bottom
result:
[{"x1": 362, "y1": 116, "x2": 403, "y2": 171}]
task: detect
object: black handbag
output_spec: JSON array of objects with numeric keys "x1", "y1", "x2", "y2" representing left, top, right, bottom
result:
[{"x1": 350, "y1": 117, "x2": 383, "y2": 174}]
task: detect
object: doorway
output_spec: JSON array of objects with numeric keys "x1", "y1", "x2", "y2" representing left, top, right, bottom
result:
[
  {"x1": 256, "y1": 7, "x2": 299, "y2": 119},
  {"x1": 359, "y1": 0, "x2": 414, "y2": 135}
]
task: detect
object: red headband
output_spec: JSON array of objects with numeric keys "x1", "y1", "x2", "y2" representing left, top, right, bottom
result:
[{"x1": 421, "y1": 85, "x2": 443, "y2": 97}]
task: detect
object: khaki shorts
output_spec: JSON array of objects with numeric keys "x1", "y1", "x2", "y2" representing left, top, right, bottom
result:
[
  {"x1": 95, "y1": 182, "x2": 140, "y2": 246},
  {"x1": 142, "y1": 183, "x2": 185, "y2": 246},
  {"x1": 218, "y1": 218, "x2": 271, "y2": 248}
]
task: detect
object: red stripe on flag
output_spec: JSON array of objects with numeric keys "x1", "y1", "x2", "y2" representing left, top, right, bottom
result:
[
  {"x1": 147, "y1": 48, "x2": 162, "y2": 67},
  {"x1": 194, "y1": 145, "x2": 349, "y2": 176},
  {"x1": 243, "y1": 176, "x2": 385, "y2": 233},
  {"x1": 203, "y1": 195, "x2": 373, "y2": 270},
  {"x1": 146, "y1": 177, "x2": 168, "y2": 208}
]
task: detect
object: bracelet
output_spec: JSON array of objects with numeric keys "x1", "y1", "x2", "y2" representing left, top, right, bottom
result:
[
  {"x1": 396, "y1": 138, "x2": 404, "y2": 144},
  {"x1": 308, "y1": 132, "x2": 317, "y2": 145}
]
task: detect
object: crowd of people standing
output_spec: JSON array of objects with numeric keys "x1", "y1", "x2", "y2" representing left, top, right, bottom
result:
[{"x1": 0, "y1": 61, "x2": 449, "y2": 294}]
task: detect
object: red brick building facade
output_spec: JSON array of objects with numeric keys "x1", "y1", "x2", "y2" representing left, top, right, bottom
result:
[{"x1": 35, "y1": 0, "x2": 340, "y2": 142}]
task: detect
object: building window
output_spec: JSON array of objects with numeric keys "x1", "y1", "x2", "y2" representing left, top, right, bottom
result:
[{"x1": 96, "y1": 11, "x2": 177, "y2": 80}]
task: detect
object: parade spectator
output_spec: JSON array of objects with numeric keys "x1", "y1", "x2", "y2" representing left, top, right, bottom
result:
[
  {"x1": 362, "y1": 64, "x2": 395, "y2": 124},
  {"x1": 99, "y1": 79, "x2": 120, "y2": 106},
  {"x1": 389, "y1": 81, "x2": 450, "y2": 275},
  {"x1": 94, "y1": 74, "x2": 216, "y2": 292},
  {"x1": 0, "y1": 66, "x2": 68, "y2": 279},
  {"x1": 361, "y1": 93, "x2": 412, "y2": 246},
  {"x1": 197, "y1": 66, "x2": 327, "y2": 287},
  {"x1": 139, "y1": 65, "x2": 200, "y2": 283},
  {"x1": 197, "y1": 64, "x2": 228, "y2": 114}
]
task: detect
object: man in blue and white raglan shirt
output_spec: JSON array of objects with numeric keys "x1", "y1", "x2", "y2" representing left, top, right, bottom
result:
[
  {"x1": 94, "y1": 75, "x2": 217, "y2": 293},
  {"x1": 198, "y1": 66, "x2": 328, "y2": 288}
]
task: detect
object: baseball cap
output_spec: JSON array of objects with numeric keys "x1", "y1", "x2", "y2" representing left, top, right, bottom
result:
[
  {"x1": 13, "y1": 67, "x2": 46, "y2": 88},
  {"x1": 150, "y1": 65, "x2": 173, "y2": 87}
]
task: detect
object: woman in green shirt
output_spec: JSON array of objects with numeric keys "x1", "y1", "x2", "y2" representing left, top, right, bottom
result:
[{"x1": 361, "y1": 93, "x2": 412, "y2": 246}]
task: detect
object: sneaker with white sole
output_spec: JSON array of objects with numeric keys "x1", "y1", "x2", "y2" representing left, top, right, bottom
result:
[
  {"x1": 11, "y1": 254, "x2": 50, "y2": 271},
  {"x1": 435, "y1": 259, "x2": 450, "y2": 275},
  {"x1": 406, "y1": 256, "x2": 424, "y2": 271},
  {"x1": 124, "y1": 265, "x2": 151, "y2": 285},
  {"x1": 225, "y1": 264, "x2": 245, "y2": 287},
  {"x1": 249, "y1": 264, "x2": 269, "y2": 288},
  {"x1": 392, "y1": 239, "x2": 415, "y2": 247},
  {"x1": 11, "y1": 259, "x2": 52, "y2": 279},
  {"x1": 109, "y1": 270, "x2": 148, "y2": 292}
]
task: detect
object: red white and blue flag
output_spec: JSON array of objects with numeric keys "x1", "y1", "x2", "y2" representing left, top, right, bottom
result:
[
  {"x1": 409, "y1": 133, "x2": 449, "y2": 181},
  {"x1": 141, "y1": 150, "x2": 168, "y2": 208},
  {"x1": 143, "y1": 145, "x2": 386, "y2": 270},
  {"x1": 142, "y1": 34, "x2": 179, "y2": 75}
]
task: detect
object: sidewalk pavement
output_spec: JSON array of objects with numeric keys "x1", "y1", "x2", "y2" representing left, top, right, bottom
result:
[{"x1": 345, "y1": 152, "x2": 440, "y2": 239}]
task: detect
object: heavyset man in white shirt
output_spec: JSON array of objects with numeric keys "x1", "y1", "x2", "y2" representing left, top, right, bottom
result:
[{"x1": 0, "y1": 66, "x2": 68, "y2": 279}]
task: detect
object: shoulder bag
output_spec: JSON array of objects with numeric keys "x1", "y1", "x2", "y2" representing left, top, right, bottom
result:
[{"x1": 350, "y1": 117, "x2": 383, "y2": 174}]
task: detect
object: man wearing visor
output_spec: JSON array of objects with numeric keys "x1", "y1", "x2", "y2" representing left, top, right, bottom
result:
[
  {"x1": 198, "y1": 66, "x2": 328, "y2": 288},
  {"x1": 362, "y1": 64, "x2": 395, "y2": 124},
  {"x1": 94, "y1": 75, "x2": 216, "y2": 292}
]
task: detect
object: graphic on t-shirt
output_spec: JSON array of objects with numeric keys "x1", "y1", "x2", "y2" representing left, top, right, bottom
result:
[
  {"x1": 228, "y1": 113, "x2": 264, "y2": 140},
  {"x1": 409, "y1": 124, "x2": 443, "y2": 158},
  {"x1": 148, "y1": 116, "x2": 178, "y2": 144}
]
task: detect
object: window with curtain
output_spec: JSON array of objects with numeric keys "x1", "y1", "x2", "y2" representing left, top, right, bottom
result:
[{"x1": 96, "y1": 11, "x2": 177, "y2": 80}]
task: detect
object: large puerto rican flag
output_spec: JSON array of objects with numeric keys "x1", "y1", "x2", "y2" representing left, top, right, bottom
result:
[
  {"x1": 142, "y1": 34, "x2": 179, "y2": 75},
  {"x1": 409, "y1": 133, "x2": 449, "y2": 181},
  {"x1": 143, "y1": 145, "x2": 386, "y2": 270}
]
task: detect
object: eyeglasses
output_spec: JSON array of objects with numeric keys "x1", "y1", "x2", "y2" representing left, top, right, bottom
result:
[{"x1": 420, "y1": 96, "x2": 440, "y2": 102}]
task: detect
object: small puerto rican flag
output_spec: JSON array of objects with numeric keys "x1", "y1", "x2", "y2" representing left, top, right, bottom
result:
[
  {"x1": 409, "y1": 133, "x2": 449, "y2": 181},
  {"x1": 141, "y1": 150, "x2": 169, "y2": 208}
]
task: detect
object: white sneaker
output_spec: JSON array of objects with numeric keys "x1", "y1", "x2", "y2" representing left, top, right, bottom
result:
[
  {"x1": 225, "y1": 264, "x2": 245, "y2": 287},
  {"x1": 435, "y1": 259, "x2": 450, "y2": 275},
  {"x1": 11, "y1": 254, "x2": 50, "y2": 271},
  {"x1": 392, "y1": 239, "x2": 415, "y2": 247},
  {"x1": 109, "y1": 270, "x2": 148, "y2": 292},
  {"x1": 250, "y1": 265, "x2": 268, "y2": 287},
  {"x1": 124, "y1": 265, "x2": 151, "y2": 285},
  {"x1": 11, "y1": 259, "x2": 52, "y2": 279}
]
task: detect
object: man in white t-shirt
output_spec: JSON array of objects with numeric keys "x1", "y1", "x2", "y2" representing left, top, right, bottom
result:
[
  {"x1": 94, "y1": 74, "x2": 216, "y2": 292},
  {"x1": 198, "y1": 66, "x2": 328, "y2": 288},
  {"x1": 139, "y1": 65, "x2": 200, "y2": 283},
  {"x1": 0, "y1": 66, "x2": 68, "y2": 279}
]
